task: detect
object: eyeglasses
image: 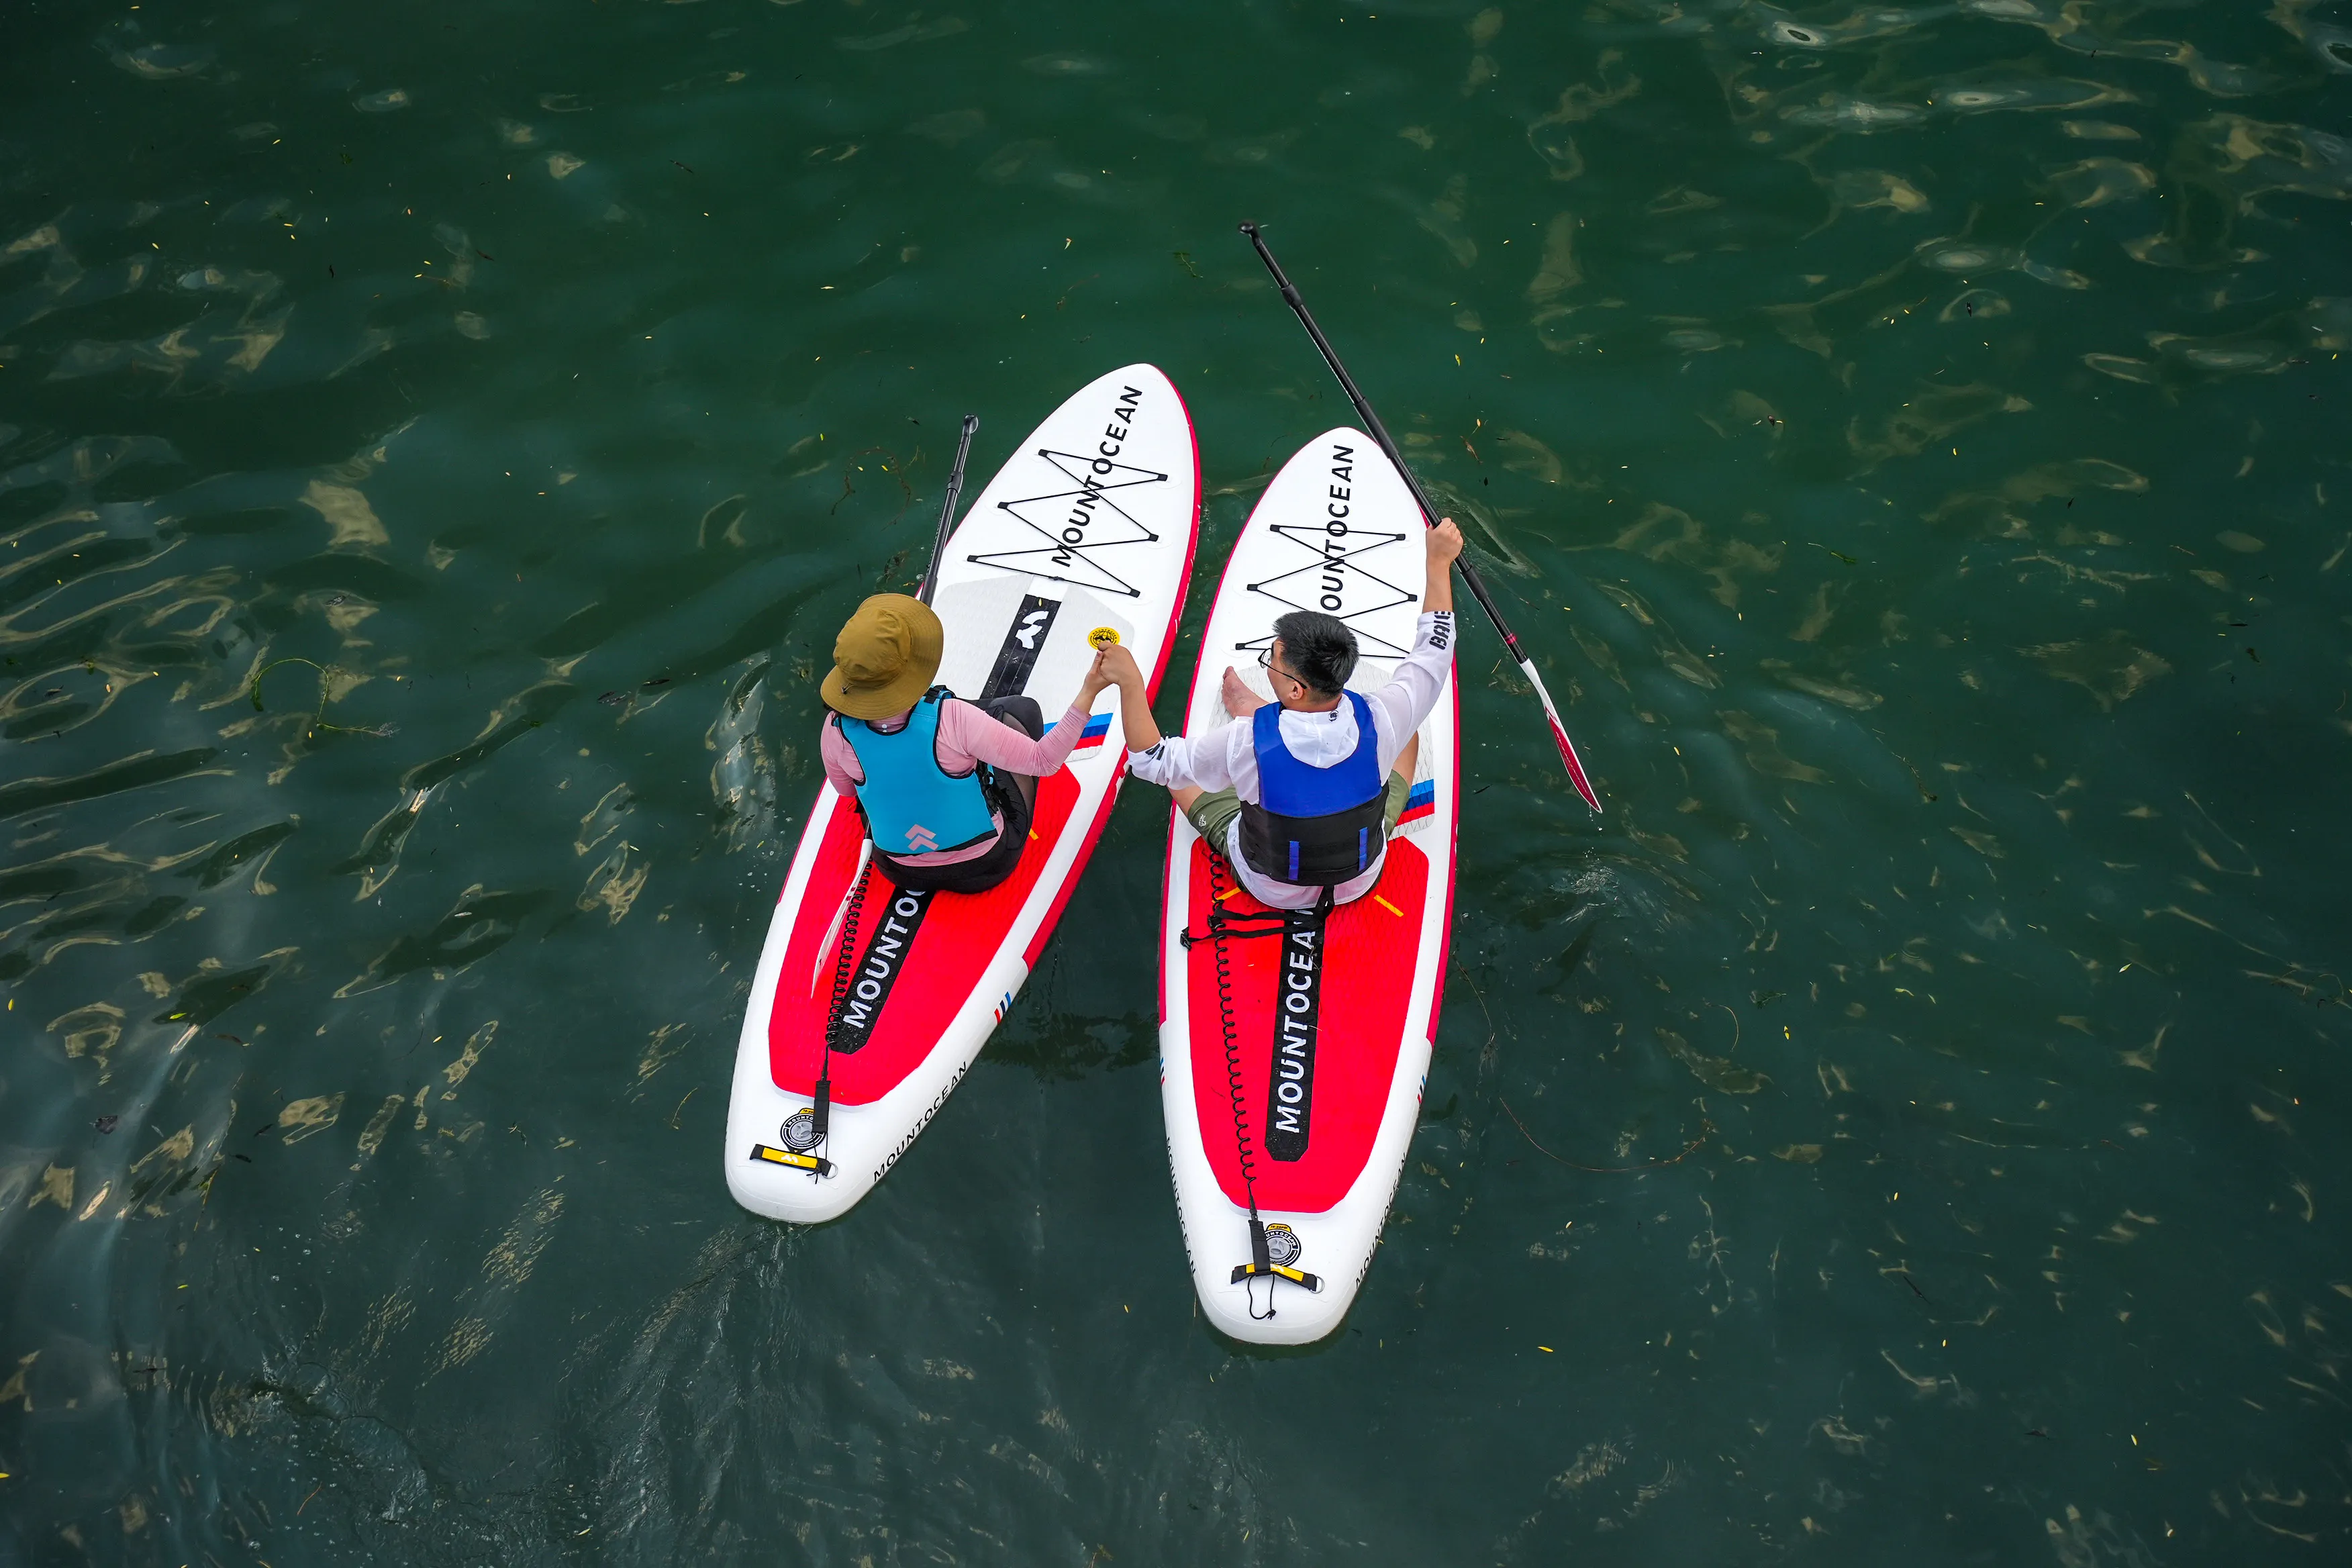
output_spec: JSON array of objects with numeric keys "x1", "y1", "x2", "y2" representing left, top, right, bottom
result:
[{"x1": 1257, "y1": 648, "x2": 1304, "y2": 690}]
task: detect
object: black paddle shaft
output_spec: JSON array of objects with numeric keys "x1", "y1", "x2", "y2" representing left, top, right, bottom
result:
[
  {"x1": 1236, "y1": 223, "x2": 1532, "y2": 665},
  {"x1": 917, "y1": 413, "x2": 981, "y2": 605}
]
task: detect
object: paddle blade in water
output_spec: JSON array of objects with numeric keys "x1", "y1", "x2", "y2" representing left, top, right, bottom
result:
[{"x1": 1520, "y1": 658, "x2": 1602, "y2": 814}]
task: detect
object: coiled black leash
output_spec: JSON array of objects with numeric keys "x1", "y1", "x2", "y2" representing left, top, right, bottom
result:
[
  {"x1": 752, "y1": 850, "x2": 869, "y2": 1179},
  {"x1": 1192, "y1": 855, "x2": 1324, "y2": 1318},
  {"x1": 803, "y1": 853, "x2": 878, "y2": 1175}
]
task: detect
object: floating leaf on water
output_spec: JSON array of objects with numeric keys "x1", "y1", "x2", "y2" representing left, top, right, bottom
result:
[
  {"x1": 2082, "y1": 352, "x2": 2161, "y2": 384},
  {"x1": 1531, "y1": 52, "x2": 1642, "y2": 129},
  {"x1": 1526, "y1": 123, "x2": 1584, "y2": 182},
  {"x1": 1660, "y1": 1028, "x2": 1769, "y2": 1093},
  {"x1": 1765, "y1": 663, "x2": 1882, "y2": 711},
  {"x1": 277, "y1": 1095, "x2": 344, "y2": 1144},
  {"x1": 1526, "y1": 212, "x2": 1582, "y2": 305},
  {"x1": 1719, "y1": 710, "x2": 1829, "y2": 783},
  {"x1": 1773, "y1": 1143, "x2": 1822, "y2": 1163},
  {"x1": 1951, "y1": 826, "x2": 2005, "y2": 858},
  {"x1": 1496, "y1": 430, "x2": 1565, "y2": 484},
  {"x1": 1828, "y1": 169, "x2": 1929, "y2": 213},
  {"x1": 1647, "y1": 185, "x2": 1724, "y2": 215},
  {"x1": 1812, "y1": 1415, "x2": 1870, "y2": 1454},
  {"x1": 353, "y1": 89, "x2": 411, "y2": 113},
  {"x1": 113, "y1": 42, "x2": 216, "y2": 79},
  {"x1": 2022, "y1": 630, "x2": 2171, "y2": 709},
  {"x1": 2048, "y1": 158, "x2": 2157, "y2": 208}
]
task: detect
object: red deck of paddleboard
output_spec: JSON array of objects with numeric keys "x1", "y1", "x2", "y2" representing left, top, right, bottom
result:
[
  {"x1": 770, "y1": 769, "x2": 1081, "y2": 1106},
  {"x1": 1185, "y1": 836, "x2": 1431, "y2": 1214}
]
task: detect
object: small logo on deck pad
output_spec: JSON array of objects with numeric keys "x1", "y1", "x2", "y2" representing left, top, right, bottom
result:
[{"x1": 981, "y1": 594, "x2": 1062, "y2": 699}]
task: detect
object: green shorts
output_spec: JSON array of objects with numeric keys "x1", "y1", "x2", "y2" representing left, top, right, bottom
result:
[{"x1": 1184, "y1": 770, "x2": 1412, "y2": 852}]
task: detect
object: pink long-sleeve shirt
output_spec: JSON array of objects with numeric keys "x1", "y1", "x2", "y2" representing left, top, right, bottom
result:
[{"x1": 821, "y1": 699, "x2": 1090, "y2": 865}]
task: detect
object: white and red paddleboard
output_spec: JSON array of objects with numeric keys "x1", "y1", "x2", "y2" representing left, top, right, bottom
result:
[
  {"x1": 726, "y1": 366, "x2": 1199, "y2": 1222},
  {"x1": 1157, "y1": 428, "x2": 1457, "y2": 1343}
]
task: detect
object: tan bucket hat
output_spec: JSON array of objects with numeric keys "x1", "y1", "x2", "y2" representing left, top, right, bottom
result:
[{"x1": 822, "y1": 593, "x2": 944, "y2": 720}]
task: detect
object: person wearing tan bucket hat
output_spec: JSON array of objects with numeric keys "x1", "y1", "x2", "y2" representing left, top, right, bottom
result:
[{"x1": 819, "y1": 593, "x2": 1118, "y2": 895}]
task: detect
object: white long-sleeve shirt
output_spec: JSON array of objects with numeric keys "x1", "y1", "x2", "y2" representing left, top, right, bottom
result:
[{"x1": 1128, "y1": 611, "x2": 1455, "y2": 910}]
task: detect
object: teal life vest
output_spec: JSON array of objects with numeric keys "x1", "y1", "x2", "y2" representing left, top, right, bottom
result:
[{"x1": 837, "y1": 687, "x2": 1001, "y2": 857}]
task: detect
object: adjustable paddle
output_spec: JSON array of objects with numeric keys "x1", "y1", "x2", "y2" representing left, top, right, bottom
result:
[
  {"x1": 1237, "y1": 222, "x2": 1604, "y2": 814},
  {"x1": 916, "y1": 413, "x2": 980, "y2": 605}
]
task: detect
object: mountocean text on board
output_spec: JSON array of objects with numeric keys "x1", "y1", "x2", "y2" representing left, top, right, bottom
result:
[
  {"x1": 1051, "y1": 383, "x2": 1145, "y2": 571},
  {"x1": 1319, "y1": 442, "x2": 1355, "y2": 609}
]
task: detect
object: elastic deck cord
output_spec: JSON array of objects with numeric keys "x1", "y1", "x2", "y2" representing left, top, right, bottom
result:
[
  {"x1": 1192, "y1": 854, "x2": 1318, "y2": 1320},
  {"x1": 808, "y1": 850, "x2": 873, "y2": 1178}
]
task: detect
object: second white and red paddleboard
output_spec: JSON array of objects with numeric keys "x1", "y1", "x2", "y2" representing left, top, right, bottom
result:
[{"x1": 1157, "y1": 428, "x2": 1458, "y2": 1344}]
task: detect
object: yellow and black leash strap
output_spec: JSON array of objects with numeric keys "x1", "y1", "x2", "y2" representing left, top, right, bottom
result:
[
  {"x1": 749, "y1": 1142, "x2": 832, "y2": 1175},
  {"x1": 1230, "y1": 1261, "x2": 1324, "y2": 1291}
]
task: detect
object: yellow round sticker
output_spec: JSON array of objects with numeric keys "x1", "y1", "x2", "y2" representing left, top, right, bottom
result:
[{"x1": 1087, "y1": 626, "x2": 1121, "y2": 649}]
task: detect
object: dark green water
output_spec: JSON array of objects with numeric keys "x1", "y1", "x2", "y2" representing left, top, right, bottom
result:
[{"x1": 5, "y1": 0, "x2": 2351, "y2": 1559}]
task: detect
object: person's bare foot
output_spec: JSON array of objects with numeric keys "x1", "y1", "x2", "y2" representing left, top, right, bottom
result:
[{"x1": 1220, "y1": 665, "x2": 1268, "y2": 718}]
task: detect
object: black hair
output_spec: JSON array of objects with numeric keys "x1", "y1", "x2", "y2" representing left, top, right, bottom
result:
[{"x1": 1271, "y1": 610, "x2": 1358, "y2": 697}]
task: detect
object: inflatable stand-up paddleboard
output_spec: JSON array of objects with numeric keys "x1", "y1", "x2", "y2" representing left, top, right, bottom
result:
[
  {"x1": 727, "y1": 366, "x2": 1199, "y2": 1222},
  {"x1": 1158, "y1": 428, "x2": 1457, "y2": 1343}
]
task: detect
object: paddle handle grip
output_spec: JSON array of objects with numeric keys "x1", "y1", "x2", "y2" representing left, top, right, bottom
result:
[{"x1": 918, "y1": 413, "x2": 980, "y2": 604}]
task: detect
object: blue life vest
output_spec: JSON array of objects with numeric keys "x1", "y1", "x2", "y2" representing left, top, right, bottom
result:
[
  {"x1": 1238, "y1": 690, "x2": 1389, "y2": 887},
  {"x1": 837, "y1": 687, "x2": 1000, "y2": 857}
]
